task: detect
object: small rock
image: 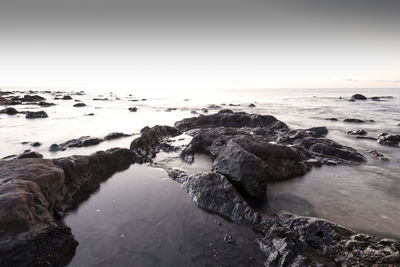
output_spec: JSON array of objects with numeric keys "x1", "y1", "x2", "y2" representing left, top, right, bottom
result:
[
  {"x1": 224, "y1": 234, "x2": 234, "y2": 244},
  {"x1": 325, "y1": 118, "x2": 338, "y2": 121},
  {"x1": 0, "y1": 107, "x2": 18, "y2": 115},
  {"x1": 367, "y1": 150, "x2": 389, "y2": 161},
  {"x1": 347, "y1": 129, "x2": 367, "y2": 136},
  {"x1": 25, "y1": 111, "x2": 48, "y2": 119},
  {"x1": 129, "y1": 107, "x2": 137, "y2": 112},
  {"x1": 31, "y1": 142, "x2": 42, "y2": 147},
  {"x1": 344, "y1": 118, "x2": 365, "y2": 123},
  {"x1": 248, "y1": 103, "x2": 256, "y2": 107},
  {"x1": 73, "y1": 103, "x2": 86, "y2": 107},
  {"x1": 84, "y1": 113, "x2": 94, "y2": 116},
  {"x1": 350, "y1": 94, "x2": 367, "y2": 100},
  {"x1": 62, "y1": 95, "x2": 73, "y2": 100}
]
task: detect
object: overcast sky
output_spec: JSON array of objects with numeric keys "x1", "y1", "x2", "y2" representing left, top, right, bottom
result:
[{"x1": 0, "y1": 0, "x2": 399, "y2": 90}]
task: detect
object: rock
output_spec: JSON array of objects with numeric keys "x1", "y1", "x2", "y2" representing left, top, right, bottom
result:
[
  {"x1": 0, "y1": 107, "x2": 18, "y2": 115},
  {"x1": 202, "y1": 108, "x2": 209, "y2": 113},
  {"x1": 224, "y1": 234, "x2": 234, "y2": 244},
  {"x1": 190, "y1": 110, "x2": 198, "y2": 114},
  {"x1": 325, "y1": 118, "x2": 338, "y2": 121},
  {"x1": 104, "y1": 132, "x2": 131, "y2": 140},
  {"x1": 84, "y1": 113, "x2": 94, "y2": 116},
  {"x1": 73, "y1": 103, "x2": 86, "y2": 107},
  {"x1": 167, "y1": 169, "x2": 256, "y2": 224},
  {"x1": 257, "y1": 211, "x2": 400, "y2": 266},
  {"x1": 344, "y1": 118, "x2": 365, "y2": 123},
  {"x1": 31, "y1": 142, "x2": 42, "y2": 147},
  {"x1": 130, "y1": 125, "x2": 181, "y2": 161},
  {"x1": 248, "y1": 103, "x2": 256, "y2": 107},
  {"x1": 347, "y1": 129, "x2": 367, "y2": 136},
  {"x1": 25, "y1": 111, "x2": 48, "y2": 119},
  {"x1": 207, "y1": 104, "x2": 221, "y2": 109},
  {"x1": 350, "y1": 94, "x2": 367, "y2": 100},
  {"x1": 129, "y1": 107, "x2": 137, "y2": 112},
  {"x1": 2, "y1": 151, "x2": 44, "y2": 160},
  {"x1": 377, "y1": 133, "x2": 400, "y2": 147},
  {"x1": 175, "y1": 110, "x2": 289, "y2": 132},
  {"x1": 367, "y1": 150, "x2": 389, "y2": 161},
  {"x1": 165, "y1": 108, "x2": 177, "y2": 112},
  {"x1": 12, "y1": 95, "x2": 46, "y2": 102},
  {"x1": 38, "y1": 101, "x2": 55, "y2": 107},
  {"x1": 213, "y1": 137, "x2": 310, "y2": 198},
  {"x1": 49, "y1": 136, "x2": 103, "y2": 152},
  {"x1": 0, "y1": 148, "x2": 133, "y2": 266},
  {"x1": 93, "y1": 98, "x2": 108, "y2": 101},
  {"x1": 62, "y1": 95, "x2": 72, "y2": 100}
]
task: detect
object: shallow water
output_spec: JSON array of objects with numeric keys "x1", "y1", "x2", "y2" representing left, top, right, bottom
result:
[{"x1": 1, "y1": 88, "x2": 400, "y2": 264}]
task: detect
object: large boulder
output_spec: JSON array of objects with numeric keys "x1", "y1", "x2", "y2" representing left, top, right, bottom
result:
[
  {"x1": 174, "y1": 110, "x2": 289, "y2": 132},
  {"x1": 350, "y1": 94, "x2": 367, "y2": 100},
  {"x1": 0, "y1": 148, "x2": 133, "y2": 266},
  {"x1": 25, "y1": 111, "x2": 48, "y2": 119},
  {"x1": 258, "y1": 211, "x2": 400, "y2": 266},
  {"x1": 0, "y1": 107, "x2": 18, "y2": 115}
]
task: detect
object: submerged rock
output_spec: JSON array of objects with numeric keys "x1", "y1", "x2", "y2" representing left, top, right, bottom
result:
[
  {"x1": 344, "y1": 118, "x2": 366, "y2": 123},
  {"x1": 368, "y1": 150, "x2": 390, "y2": 161},
  {"x1": 50, "y1": 136, "x2": 102, "y2": 152},
  {"x1": 25, "y1": 111, "x2": 48, "y2": 119},
  {"x1": 129, "y1": 107, "x2": 137, "y2": 112},
  {"x1": 73, "y1": 103, "x2": 86, "y2": 107}
]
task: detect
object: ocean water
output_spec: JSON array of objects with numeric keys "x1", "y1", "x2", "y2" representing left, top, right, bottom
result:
[{"x1": 1, "y1": 88, "x2": 399, "y2": 265}]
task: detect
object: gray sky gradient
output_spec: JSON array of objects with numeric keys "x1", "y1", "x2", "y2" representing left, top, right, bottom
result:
[{"x1": 1, "y1": 0, "x2": 399, "y2": 90}]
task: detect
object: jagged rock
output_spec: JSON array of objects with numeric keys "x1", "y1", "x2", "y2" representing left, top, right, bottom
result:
[
  {"x1": 12, "y1": 95, "x2": 46, "y2": 102},
  {"x1": 175, "y1": 110, "x2": 289, "y2": 132},
  {"x1": 49, "y1": 136, "x2": 103, "y2": 152},
  {"x1": 25, "y1": 111, "x2": 48, "y2": 119},
  {"x1": 0, "y1": 107, "x2": 18, "y2": 115},
  {"x1": 248, "y1": 103, "x2": 256, "y2": 107},
  {"x1": 167, "y1": 169, "x2": 257, "y2": 224},
  {"x1": 377, "y1": 133, "x2": 400, "y2": 147},
  {"x1": 350, "y1": 94, "x2": 367, "y2": 100},
  {"x1": 31, "y1": 142, "x2": 42, "y2": 147},
  {"x1": 130, "y1": 125, "x2": 181, "y2": 161},
  {"x1": 73, "y1": 103, "x2": 86, "y2": 107},
  {"x1": 257, "y1": 211, "x2": 400, "y2": 266},
  {"x1": 347, "y1": 129, "x2": 368, "y2": 136},
  {"x1": 213, "y1": 137, "x2": 310, "y2": 198},
  {"x1": 129, "y1": 107, "x2": 137, "y2": 112},
  {"x1": 0, "y1": 148, "x2": 133, "y2": 266}
]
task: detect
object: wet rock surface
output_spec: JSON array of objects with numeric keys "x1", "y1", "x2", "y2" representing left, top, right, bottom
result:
[
  {"x1": 350, "y1": 93, "x2": 367, "y2": 100},
  {"x1": 0, "y1": 107, "x2": 18, "y2": 115},
  {"x1": 0, "y1": 148, "x2": 133, "y2": 266}
]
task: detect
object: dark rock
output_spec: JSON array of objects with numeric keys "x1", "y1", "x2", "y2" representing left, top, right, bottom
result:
[
  {"x1": 190, "y1": 110, "x2": 198, "y2": 114},
  {"x1": 367, "y1": 150, "x2": 389, "y2": 161},
  {"x1": 175, "y1": 111, "x2": 288, "y2": 132},
  {"x1": 213, "y1": 137, "x2": 310, "y2": 198},
  {"x1": 2, "y1": 151, "x2": 44, "y2": 160},
  {"x1": 248, "y1": 103, "x2": 256, "y2": 107},
  {"x1": 38, "y1": 101, "x2": 55, "y2": 107},
  {"x1": 25, "y1": 111, "x2": 48, "y2": 119},
  {"x1": 130, "y1": 125, "x2": 181, "y2": 161},
  {"x1": 93, "y1": 98, "x2": 108, "y2": 101},
  {"x1": 165, "y1": 108, "x2": 177, "y2": 112},
  {"x1": 325, "y1": 118, "x2": 338, "y2": 121},
  {"x1": 350, "y1": 94, "x2": 367, "y2": 100},
  {"x1": 257, "y1": 211, "x2": 400, "y2": 266},
  {"x1": 49, "y1": 136, "x2": 103, "y2": 152},
  {"x1": 167, "y1": 169, "x2": 256, "y2": 224},
  {"x1": 344, "y1": 118, "x2": 365, "y2": 123},
  {"x1": 84, "y1": 113, "x2": 94, "y2": 116},
  {"x1": 31, "y1": 142, "x2": 42, "y2": 147},
  {"x1": 73, "y1": 103, "x2": 86, "y2": 107},
  {"x1": 62, "y1": 95, "x2": 73, "y2": 100},
  {"x1": 104, "y1": 132, "x2": 131, "y2": 140},
  {"x1": 0, "y1": 148, "x2": 133, "y2": 266},
  {"x1": 12, "y1": 94, "x2": 46, "y2": 102},
  {"x1": 224, "y1": 234, "x2": 234, "y2": 244},
  {"x1": 207, "y1": 104, "x2": 221, "y2": 109},
  {"x1": 347, "y1": 129, "x2": 367, "y2": 136},
  {"x1": 202, "y1": 108, "x2": 209, "y2": 113},
  {"x1": 377, "y1": 133, "x2": 400, "y2": 147},
  {"x1": 129, "y1": 107, "x2": 138, "y2": 112},
  {"x1": 0, "y1": 107, "x2": 18, "y2": 115}
]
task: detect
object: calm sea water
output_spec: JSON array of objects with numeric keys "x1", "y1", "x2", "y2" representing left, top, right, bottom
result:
[{"x1": 1, "y1": 88, "x2": 399, "y2": 265}]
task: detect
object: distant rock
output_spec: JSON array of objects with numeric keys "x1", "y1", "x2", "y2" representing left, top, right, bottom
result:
[
  {"x1": 165, "y1": 108, "x2": 177, "y2": 112},
  {"x1": 0, "y1": 107, "x2": 18, "y2": 115},
  {"x1": 104, "y1": 132, "x2": 131, "y2": 140},
  {"x1": 25, "y1": 111, "x2": 48, "y2": 119},
  {"x1": 73, "y1": 103, "x2": 86, "y2": 107},
  {"x1": 38, "y1": 101, "x2": 56, "y2": 107},
  {"x1": 84, "y1": 113, "x2": 94, "y2": 116},
  {"x1": 62, "y1": 95, "x2": 73, "y2": 100},
  {"x1": 350, "y1": 94, "x2": 367, "y2": 100},
  {"x1": 325, "y1": 118, "x2": 338, "y2": 121},
  {"x1": 129, "y1": 107, "x2": 137, "y2": 112},
  {"x1": 31, "y1": 142, "x2": 42, "y2": 147},
  {"x1": 248, "y1": 103, "x2": 256, "y2": 107},
  {"x1": 49, "y1": 136, "x2": 102, "y2": 152},
  {"x1": 93, "y1": 98, "x2": 108, "y2": 101},
  {"x1": 347, "y1": 129, "x2": 367, "y2": 136},
  {"x1": 344, "y1": 118, "x2": 365, "y2": 123}
]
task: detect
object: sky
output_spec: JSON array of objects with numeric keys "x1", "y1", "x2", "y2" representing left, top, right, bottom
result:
[{"x1": 0, "y1": 0, "x2": 399, "y2": 91}]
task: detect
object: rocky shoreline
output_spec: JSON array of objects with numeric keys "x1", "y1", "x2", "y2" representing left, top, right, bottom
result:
[{"x1": 1, "y1": 109, "x2": 399, "y2": 266}]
